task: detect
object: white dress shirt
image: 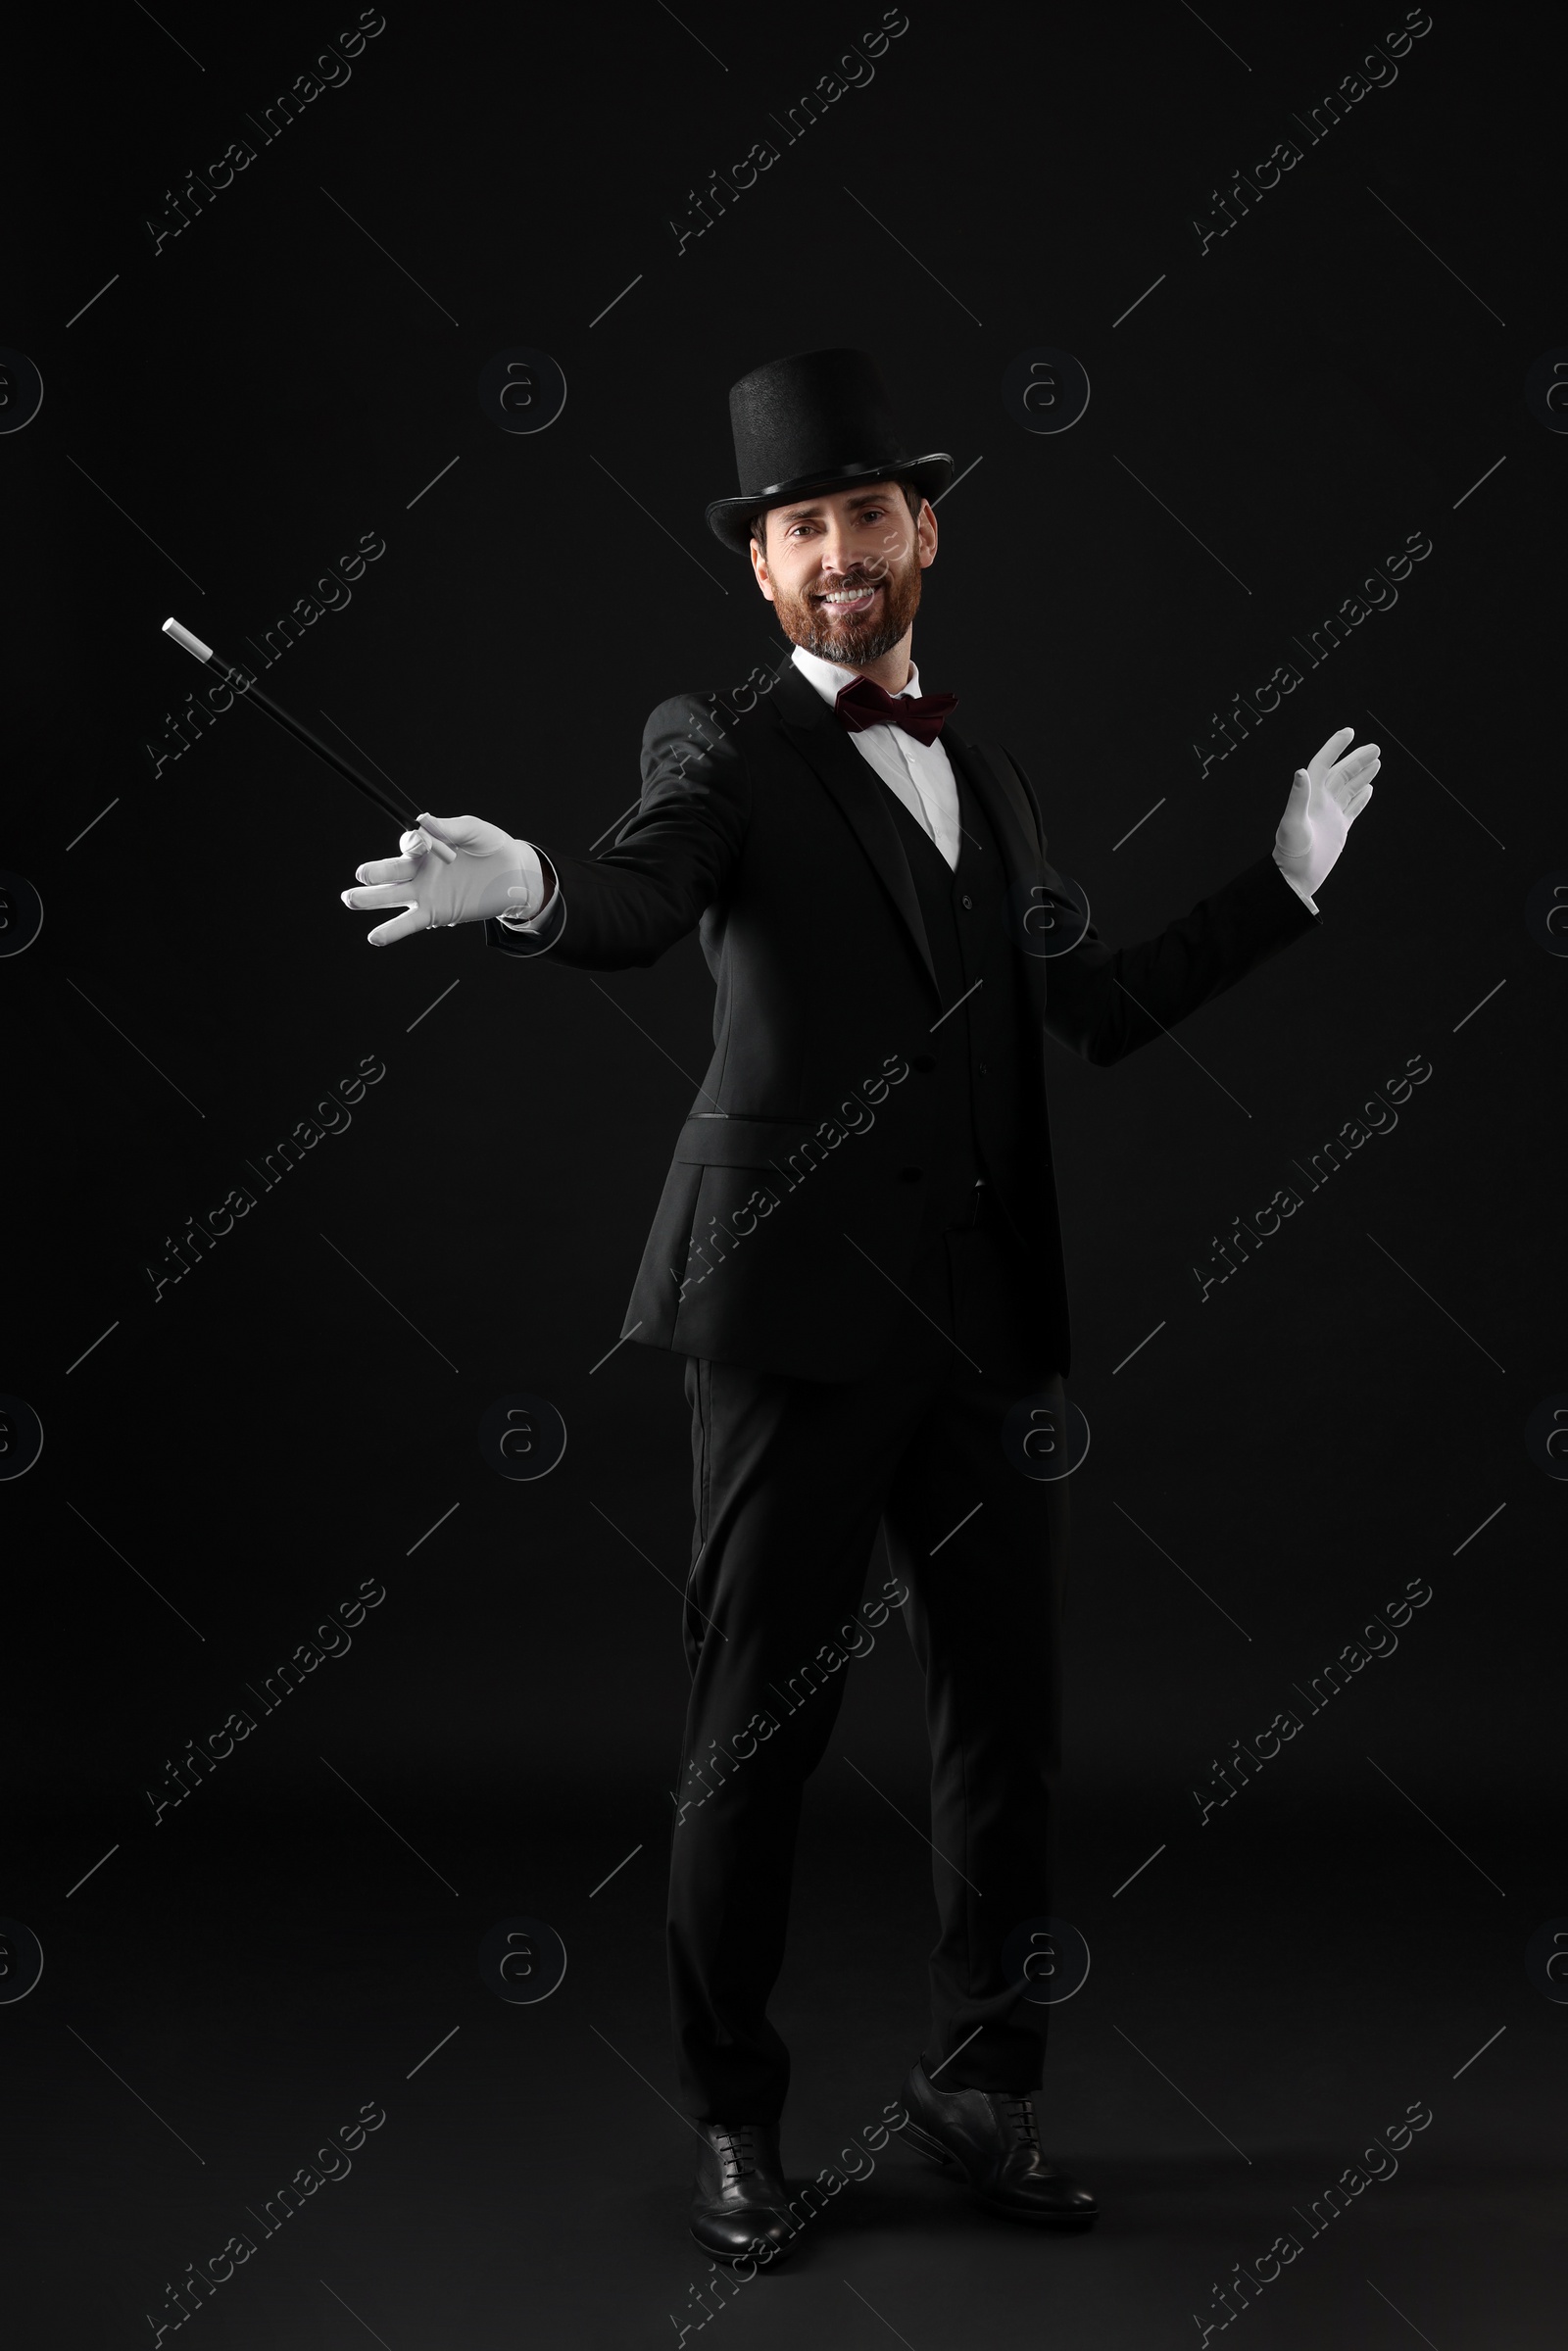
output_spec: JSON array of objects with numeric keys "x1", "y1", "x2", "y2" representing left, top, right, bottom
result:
[{"x1": 786, "y1": 644, "x2": 961, "y2": 869}]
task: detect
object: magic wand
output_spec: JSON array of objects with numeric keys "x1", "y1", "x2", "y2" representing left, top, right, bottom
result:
[{"x1": 160, "y1": 616, "x2": 456, "y2": 860}]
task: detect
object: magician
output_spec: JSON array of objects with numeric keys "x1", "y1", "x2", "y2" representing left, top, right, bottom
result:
[{"x1": 340, "y1": 347, "x2": 1378, "y2": 2262}]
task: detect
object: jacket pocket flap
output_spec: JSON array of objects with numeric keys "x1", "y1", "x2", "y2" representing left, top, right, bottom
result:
[{"x1": 673, "y1": 1114, "x2": 821, "y2": 1168}]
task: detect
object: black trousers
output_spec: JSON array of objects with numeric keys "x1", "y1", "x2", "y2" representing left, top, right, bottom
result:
[{"x1": 665, "y1": 1212, "x2": 1071, "y2": 2124}]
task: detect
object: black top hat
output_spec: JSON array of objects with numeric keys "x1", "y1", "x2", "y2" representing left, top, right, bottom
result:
[{"x1": 705, "y1": 346, "x2": 952, "y2": 554}]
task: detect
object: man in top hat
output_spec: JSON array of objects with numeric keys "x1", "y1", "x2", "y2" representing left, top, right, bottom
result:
[{"x1": 340, "y1": 347, "x2": 1378, "y2": 2261}]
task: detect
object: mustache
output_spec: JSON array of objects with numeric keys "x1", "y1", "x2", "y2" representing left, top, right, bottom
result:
[{"x1": 809, "y1": 573, "x2": 885, "y2": 596}]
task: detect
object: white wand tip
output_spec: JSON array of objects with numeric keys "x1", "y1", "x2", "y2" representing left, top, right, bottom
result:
[{"x1": 163, "y1": 617, "x2": 215, "y2": 662}]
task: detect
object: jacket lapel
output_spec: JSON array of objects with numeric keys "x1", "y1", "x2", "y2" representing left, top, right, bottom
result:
[
  {"x1": 940, "y1": 719, "x2": 1051, "y2": 1025},
  {"x1": 942, "y1": 721, "x2": 1041, "y2": 888},
  {"x1": 771, "y1": 656, "x2": 939, "y2": 997},
  {"x1": 768, "y1": 657, "x2": 1053, "y2": 1010}
]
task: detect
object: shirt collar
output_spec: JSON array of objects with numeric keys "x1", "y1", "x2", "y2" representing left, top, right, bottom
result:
[{"x1": 791, "y1": 642, "x2": 922, "y2": 710}]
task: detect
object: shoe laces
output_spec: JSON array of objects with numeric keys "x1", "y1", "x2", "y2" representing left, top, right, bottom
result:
[
  {"x1": 712, "y1": 2126, "x2": 758, "y2": 2183},
  {"x1": 1001, "y1": 2093, "x2": 1041, "y2": 2146}
]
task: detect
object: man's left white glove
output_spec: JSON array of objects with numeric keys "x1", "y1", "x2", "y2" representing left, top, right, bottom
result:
[
  {"x1": 340, "y1": 812, "x2": 548, "y2": 946},
  {"x1": 1273, "y1": 725, "x2": 1380, "y2": 908}
]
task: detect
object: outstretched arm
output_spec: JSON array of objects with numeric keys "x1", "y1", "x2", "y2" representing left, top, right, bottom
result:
[
  {"x1": 1012, "y1": 726, "x2": 1379, "y2": 1066},
  {"x1": 337, "y1": 693, "x2": 750, "y2": 968},
  {"x1": 522, "y1": 694, "x2": 752, "y2": 969}
]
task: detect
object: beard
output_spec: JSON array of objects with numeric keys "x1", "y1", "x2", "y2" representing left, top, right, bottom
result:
[{"x1": 769, "y1": 538, "x2": 924, "y2": 666}]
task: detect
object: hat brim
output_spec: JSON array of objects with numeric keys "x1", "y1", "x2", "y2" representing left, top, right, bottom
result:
[{"x1": 705, "y1": 453, "x2": 954, "y2": 553}]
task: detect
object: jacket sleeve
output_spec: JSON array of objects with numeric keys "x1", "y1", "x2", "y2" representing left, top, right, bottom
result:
[
  {"x1": 1004, "y1": 744, "x2": 1322, "y2": 1068},
  {"x1": 485, "y1": 694, "x2": 751, "y2": 970}
]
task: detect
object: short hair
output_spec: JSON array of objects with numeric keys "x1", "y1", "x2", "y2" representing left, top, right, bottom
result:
[{"x1": 749, "y1": 476, "x2": 924, "y2": 555}]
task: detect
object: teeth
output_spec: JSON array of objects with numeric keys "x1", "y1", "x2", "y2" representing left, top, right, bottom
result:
[{"x1": 819, "y1": 587, "x2": 876, "y2": 603}]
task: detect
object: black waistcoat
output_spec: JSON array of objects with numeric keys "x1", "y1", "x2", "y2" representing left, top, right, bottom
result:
[{"x1": 880, "y1": 757, "x2": 1034, "y2": 1252}]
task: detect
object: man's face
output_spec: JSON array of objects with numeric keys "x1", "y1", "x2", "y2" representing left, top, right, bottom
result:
[{"x1": 748, "y1": 481, "x2": 937, "y2": 666}]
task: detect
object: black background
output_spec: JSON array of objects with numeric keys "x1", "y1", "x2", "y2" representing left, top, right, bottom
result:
[{"x1": 6, "y1": 2, "x2": 1564, "y2": 2344}]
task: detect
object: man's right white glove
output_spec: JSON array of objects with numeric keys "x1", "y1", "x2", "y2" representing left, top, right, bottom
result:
[{"x1": 340, "y1": 811, "x2": 549, "y2": 946}]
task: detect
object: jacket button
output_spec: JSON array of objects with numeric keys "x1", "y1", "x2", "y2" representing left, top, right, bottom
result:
[
  {"x1": 912, "y1": 1053, "x2": 936, "y2": 1074},
  {"x1": 978, "y1": 1061, "x2": 989, "y2": 1076},
  {"x1": 960, "y1": 894, "x2": 974, "y2": 909},
  {"x1": 899, "y1": 1166, "x2": 923, "y2": 1183}
]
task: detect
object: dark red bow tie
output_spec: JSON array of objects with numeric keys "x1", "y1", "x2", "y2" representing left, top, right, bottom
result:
[{"x1": 835, "y1": 673, "x2": 958, "y2": 747}]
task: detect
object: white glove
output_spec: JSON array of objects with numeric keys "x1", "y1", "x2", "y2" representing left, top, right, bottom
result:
[
  {"x1": 340, "y1": 811, "x2": 546, "y2": 946},
  {"x1": 1273, "y1": 726, "x2": 1380, "y2": 906}
]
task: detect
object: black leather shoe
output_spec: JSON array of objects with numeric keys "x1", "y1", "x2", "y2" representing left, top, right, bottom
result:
[
  {"x1": 689, "y1": 2120, "x2": 796, "y2": 2263},
  {"x1": 892, "y1": 2060, "x2": 1098, "y2": 2228}
]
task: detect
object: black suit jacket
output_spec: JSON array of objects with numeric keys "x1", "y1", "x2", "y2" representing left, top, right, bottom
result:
[{"x1": 487, "y1": 652, "x2": 1320, "y2": 1379}]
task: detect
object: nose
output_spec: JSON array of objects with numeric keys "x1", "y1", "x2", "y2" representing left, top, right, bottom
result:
[{"x1": 819, "y1": 527, "x2": 883, "y2": 584}]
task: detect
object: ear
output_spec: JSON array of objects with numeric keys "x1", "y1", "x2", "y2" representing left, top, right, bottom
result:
[
  {"x1": 749, "y1": 536, "x2": 775, "y2": 601},
  {"x1": 918, "y1": 498, "x2": 939, "y2": 568}
]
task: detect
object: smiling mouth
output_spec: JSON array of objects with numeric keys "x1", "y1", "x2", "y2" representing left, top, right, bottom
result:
[{"x1": 811, "y1": 581, "x2": 881, "y2": 617}]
